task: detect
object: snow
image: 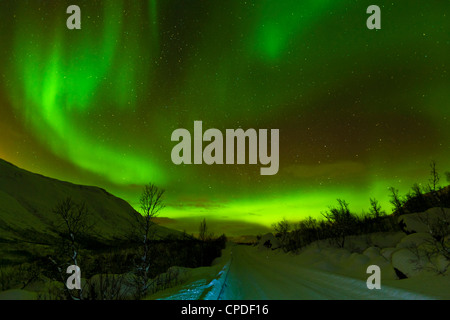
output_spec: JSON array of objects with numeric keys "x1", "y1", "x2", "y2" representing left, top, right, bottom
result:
[
  {"x1": 0, "y1": 289, "x2": 37, "y2": 300},
  {"x1": 398, "y1": 207, "x2": 450, "y2": 234},
  {"x1": 151, "y1": 234, "x2": 449, "y2": 300},
  {"x1": 217, "y1": 245, "x2": 443, "y2": 300},
  {"x1": 147, "y1": 247, "x2": 233, "y2": 300},
  {"x1": 3, "y1": 233, "x2": 448, "y2": 300}
]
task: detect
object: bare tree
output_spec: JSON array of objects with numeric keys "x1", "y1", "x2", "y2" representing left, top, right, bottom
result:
[
  {"x1": 272, "y1": 218, "x2": 291, "y2": 251},
  {"x1": 429, "y1": 160, "x2": 440, "y2": 192},
  {"x1": 51, "y1": 197, "x2": 92, "y2": 300},
  {"x1": 85, "y1": 274, "x2": 131, "y2": 300},
  {"x1": 131, "y1": 183, "x2": 165, "y2": 298},
  {"x1": 54, "y1": 198, "x2": 91, "y2": 266},
  {"x1": 369, "y1": 198, "x2": 385, "y2": 219},
  {"x1": 406, "y1": 208, "x2": 450, "y2": 275},
  {"x1": 389, "y1": 187, "x2": 404, "y2": 215},
  {"x1": 322, "y1": 199, "x2": 355, "y2": 248},
  {"x1": 199, "y1": 218, "x2": 208, "y2": 242},
  {"x1": 198, "y1": 218, "x2": 214, "y2": 242},
  {"x1": 419, "y1": 208, "x2": 450, "y2": 261}
]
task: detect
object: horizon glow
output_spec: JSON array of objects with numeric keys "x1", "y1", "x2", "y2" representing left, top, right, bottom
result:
[{"x1": 0, "y1": 1, "x2": 449, "y2": 236}]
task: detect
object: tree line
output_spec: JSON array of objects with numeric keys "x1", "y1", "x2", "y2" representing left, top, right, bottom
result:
[{"x1": 271, "y1": 161, "x2": 450, "y2": 253}]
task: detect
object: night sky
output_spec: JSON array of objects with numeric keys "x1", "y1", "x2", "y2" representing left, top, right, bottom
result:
[{"x1": 0, "y1": 1, "x2": 449, "y2": 236}]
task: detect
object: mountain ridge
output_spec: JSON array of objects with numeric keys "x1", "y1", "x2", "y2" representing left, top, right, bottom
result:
[{"x1": 0, "y1": 158, "x2": 177, "y2": 243}]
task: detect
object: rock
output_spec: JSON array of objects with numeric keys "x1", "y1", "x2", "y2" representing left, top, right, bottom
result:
[
  {"x1": 258, "y1": 233, "x2": 280, "y2": 250},
  {"x1": 369, "y1": 232, "x2": 405, "y2": 248},
  {"x1": 391, "y1": 248, "x2": 425, "y2": 278},
  {"x1": 396, "y1": 232, "x2": 434, "y2": 250},
  {"x1": 363, "y1": 246, "x2": 381, "y2": 260},
  {"x1": 380, "y1": 247, "x2": 396, "y2": 261},
  {"x1": 394, "y1": 268, "x2": 408, "y2": 279},
  {"x1": 425, "y1": 254, "x2": 450, "y2": 275},
  {"x1": 398, "y1": 207, "x2": 450, "y2": 234},
  {"x1": 347, "y1": 252, "x2": 370, "y2": 266}
]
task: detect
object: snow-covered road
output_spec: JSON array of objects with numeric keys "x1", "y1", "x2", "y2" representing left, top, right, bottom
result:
[{"x1": 217, "y1": 245, "x2": 435, "y2": 300}]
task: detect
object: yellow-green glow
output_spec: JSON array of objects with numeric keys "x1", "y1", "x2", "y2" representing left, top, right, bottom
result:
[{"x1": 1, "y1": 1, "x2": 449, "y2": 236}]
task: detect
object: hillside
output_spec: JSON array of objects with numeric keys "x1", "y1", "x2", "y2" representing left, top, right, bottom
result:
[{"x1": 0, "y1": 158, "x2": 177, "y2": 243}]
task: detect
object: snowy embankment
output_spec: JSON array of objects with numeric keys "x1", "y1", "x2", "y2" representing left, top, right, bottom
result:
[
  {"x1": 152, "y1": 209, "x2": 449, "y2": 300},
  {"x1": 219, "y1": 244, "x2": 447, "y2": 299},
  {"x1": 153, "y1": 242, "x2": 448, "y2": 300},
  {"x1": 147, "y1": 245, "x2": 233, "y2": 300}
]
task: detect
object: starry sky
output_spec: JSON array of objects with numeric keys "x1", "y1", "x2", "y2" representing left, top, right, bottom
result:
[{"x1": 0, "y1": 0, "x2": 449, "y2": 237}]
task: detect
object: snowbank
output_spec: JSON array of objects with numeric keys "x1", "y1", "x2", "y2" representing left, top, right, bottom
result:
[
  {"x1": 398, "y1": 207, "x2": 450, "y2": 234},
  {"x1": 0, "y1": 289, "x2": 37, "y2": 300},
  {"x1": 146, "y1": 244, "x2": 233, "y2": 300}
]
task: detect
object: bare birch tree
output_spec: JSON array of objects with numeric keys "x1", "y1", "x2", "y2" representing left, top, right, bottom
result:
[
  {"x1": 131, "y1": 183, "x2": 165, "y2": 298},
  {"x1": 52, "y1": 197, "x2": 91, "y2": 300}
]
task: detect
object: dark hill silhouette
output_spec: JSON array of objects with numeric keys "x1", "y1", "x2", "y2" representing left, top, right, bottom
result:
[{"x1": 0, "y1": 158, "x2": 178, "y2": 243}]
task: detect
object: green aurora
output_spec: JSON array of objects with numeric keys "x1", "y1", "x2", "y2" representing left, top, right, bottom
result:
[{"x1": 0, "y1": 0, "x2": 449, "y2": 236}]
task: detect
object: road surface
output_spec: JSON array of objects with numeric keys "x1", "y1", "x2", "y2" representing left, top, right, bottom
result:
[{"x1": 217, "y1": 245, "x2": 435, "y2": 300}]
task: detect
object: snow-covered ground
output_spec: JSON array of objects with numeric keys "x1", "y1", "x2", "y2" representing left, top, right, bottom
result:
[
  {"x1": 2, "y1": 235, "x2": 448, "y2": 300},
  {"x1": 151, "y1": 239, "x2": 449, "y2": 300},
  {"x1": 219, "y1": 245, "x2": 448, "y2": 299},
  {"x1": 147, "y1": 247, "x2": 233, "y2": 300},
  {"x1": 3, "y1": 207, "x2": 447, "y2": 300}
]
